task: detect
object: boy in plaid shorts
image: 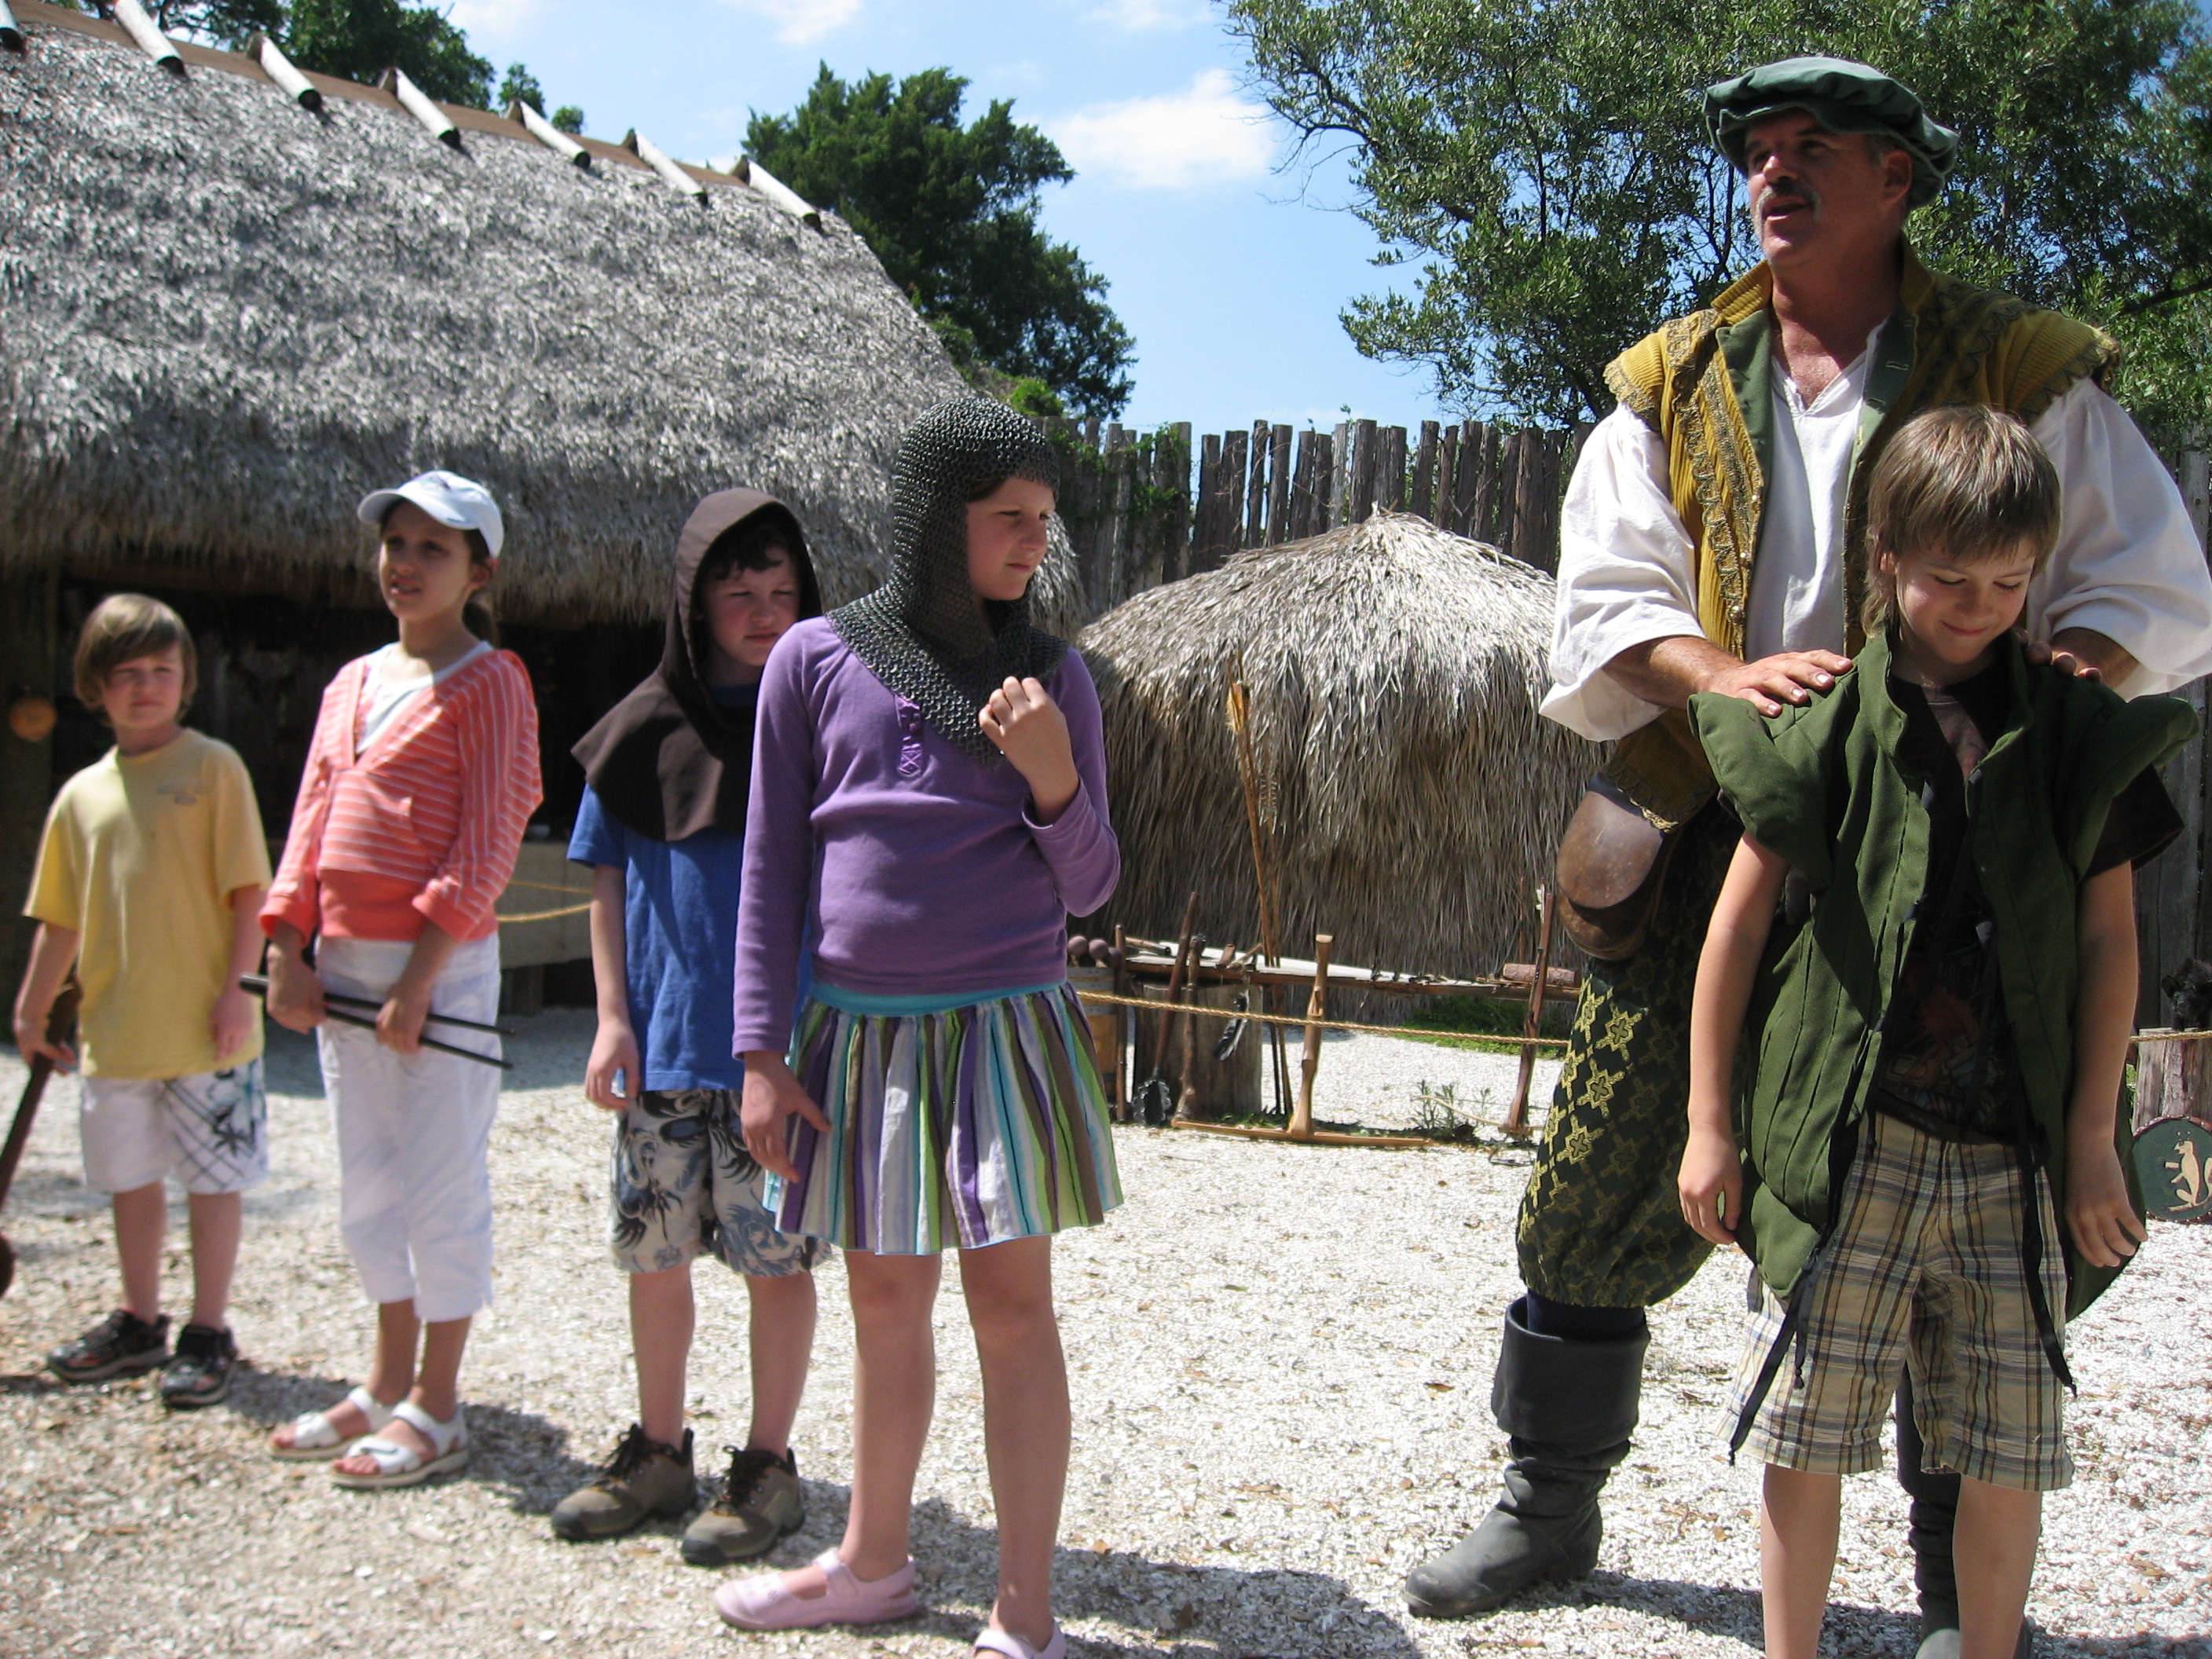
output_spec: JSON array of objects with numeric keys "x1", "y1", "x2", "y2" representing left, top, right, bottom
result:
[
  {"x1": 14, "y1": 595, "x2": 272, "y2": 1409},
  {"x1": 1676, "y1": 406, "x2": 2192, "y2": 1659},
  {"x1": 554, "y1": 491, "x2": 827, "y2": 1559}
]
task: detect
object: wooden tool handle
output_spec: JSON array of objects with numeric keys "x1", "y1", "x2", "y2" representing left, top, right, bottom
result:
[
  {"x1": 1291, "y1": 935, "x2": 1334, "y2": 1142},
  {"x1": 0, "y1": 980, "x2": 81, "y2": 1213}
]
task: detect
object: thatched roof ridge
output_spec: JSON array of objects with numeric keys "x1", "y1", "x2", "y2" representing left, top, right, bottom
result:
[
  {"x1": 0, "y1": 4, "x2": 966, "y2": 621},
  {"x1": 1079, "y1": 511, "x2": 1600, "y2": 989}
]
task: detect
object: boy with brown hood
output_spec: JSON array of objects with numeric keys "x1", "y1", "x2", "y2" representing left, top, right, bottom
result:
[{"x1": 556, "y1": 492, "x2": 828, "y2": 1560}]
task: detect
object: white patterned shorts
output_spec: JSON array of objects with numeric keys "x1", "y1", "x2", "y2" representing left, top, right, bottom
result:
[
  {"x1": 79, "y1": 1061, "x2": 269, "y2": 1196},
  {"x1": 610, "y1": 1089, "x2": 826, "y2": 1277}
]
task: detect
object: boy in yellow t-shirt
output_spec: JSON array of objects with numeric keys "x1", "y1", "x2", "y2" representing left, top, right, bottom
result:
[{"x1": 13, "y1": 595, "x2": 273, "y2": 1409}]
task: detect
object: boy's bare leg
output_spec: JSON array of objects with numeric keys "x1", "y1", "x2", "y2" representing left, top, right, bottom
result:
[
  {"x1": 742, "y1": 1269, "x2": 816, "y2": 1455},
  {"x1": 962, "y1": 1236, "x2": 1068, "y2": 1652},
  {"x1": 1761, "y1": 1465, "x2": 1841, "y2": 1659},
  {"x1": 630, "y1": 1264, "x2": 694, "y2": 1447},
  {"x1": 1954, "y1": 1478, "x2": 2039, "y2": 1659},
  {"x1": 112, "y1": 1181, "x2": 167, "y2": 1322},
  {"x1": 185, "y1": 1191, "x2": 241, "y2": 1331}
]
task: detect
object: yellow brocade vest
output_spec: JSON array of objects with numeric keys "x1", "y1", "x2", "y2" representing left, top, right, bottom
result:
[{"x1": 1599, "y1": 243, "x2": 2117, "y2": 826}]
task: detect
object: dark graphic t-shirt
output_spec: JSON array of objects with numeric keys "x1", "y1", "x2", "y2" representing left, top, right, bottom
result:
[{"x1": 1871, "y1": 661, "x2": 2181, "y2": 1144}]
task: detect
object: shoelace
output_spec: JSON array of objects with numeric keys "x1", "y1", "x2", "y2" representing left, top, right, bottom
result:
[
  {"x1": 715, "y1": 1445, "x2": 783, "y2": 1513},
  {"x1": 596, "y1": 1424, "x2": 666, "y2": 1486}
]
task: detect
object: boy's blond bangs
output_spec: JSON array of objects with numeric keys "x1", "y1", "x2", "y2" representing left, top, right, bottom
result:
[
  {"x1": 1862, "y1": 405, "x2": 2063, "y2": 636},
  {"x1": 73, "y1": 593, "x2": 198, "y2": 717}
]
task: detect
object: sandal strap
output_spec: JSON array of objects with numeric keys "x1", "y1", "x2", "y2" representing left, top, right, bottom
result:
[
  {"x1": 287, "y1": 1386, "x2": 396, "y2": 1449},
  {"x1": 389, "y1": 1400, "x2": 464, "y2": 1454},
  {"x1": 973, "y1": 1629, "x2": 1060, "y2": 1659},
  {"x1": 346, "y1": 1386, "x2": 397, "y2": 1429}
]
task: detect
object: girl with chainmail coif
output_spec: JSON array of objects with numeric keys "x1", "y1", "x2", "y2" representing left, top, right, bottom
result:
[
  {"x1": 551, "y1": 493, "x2": 828, "y2": 1562},
  {"x1": 718, "y1": 397, "x2": 1122, "y2": 1659}
]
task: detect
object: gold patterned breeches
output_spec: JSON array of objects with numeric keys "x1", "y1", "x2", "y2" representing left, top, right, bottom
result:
[{"x1": 1517, "y1": 803, "x2": 1740, "y2": 1309}]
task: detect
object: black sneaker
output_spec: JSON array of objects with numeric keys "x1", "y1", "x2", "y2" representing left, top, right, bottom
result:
[
  {"x1": 47, "y1": 1309, "x2": 171, "y2": 1383},
  {"x1": 158, "y1": 1324, "x2": 237, "y2": 1409}
]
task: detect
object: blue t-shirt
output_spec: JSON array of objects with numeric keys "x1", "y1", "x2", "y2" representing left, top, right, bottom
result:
[{"x1": 568, "y1": 684, "x2": 767, "y2": 1093}]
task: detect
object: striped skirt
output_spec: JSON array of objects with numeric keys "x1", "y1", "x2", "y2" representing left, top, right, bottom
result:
[{"x1": 764, "y1": 981, "x2": 1123, "y2": 1255}]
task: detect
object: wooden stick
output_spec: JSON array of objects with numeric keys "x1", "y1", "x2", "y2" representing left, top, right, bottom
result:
[
  {"x1": 1503, "y1": 886, "x2": 1557, "y2": 1137},
  {"x1": 1170, "y1": 1120, "x2": 1435, "y2": 1150},
  {"x1": 1110, "y1": 925, "x2": 1130, "y2": 1122},
  {"x1": 238, "y1": 975, "x2": 507, "y2": 1038},
  {"x1": 1291, "y1": 935, "x2": 1335, "y2": 1141}
]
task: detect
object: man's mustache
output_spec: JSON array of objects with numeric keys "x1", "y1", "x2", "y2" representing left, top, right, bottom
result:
[{"x1": 1757, "y1": 178, "x2": 1820, "y2": 220}]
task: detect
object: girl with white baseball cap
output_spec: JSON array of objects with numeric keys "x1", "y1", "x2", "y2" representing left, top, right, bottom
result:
[{"x1": 259, "y1": 470, "x2": 543, "y2": 1487}]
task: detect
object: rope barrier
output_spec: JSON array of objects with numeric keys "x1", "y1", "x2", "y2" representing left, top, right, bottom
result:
[
  {"x1": 494, "y1": 901, "x2": 592, "y2": 924},
  {"x1": 2137, "y1": 1027, "x2": 2212, "y2": 1045},
  {"x1": 1071, "y1": 987, "x2": 1570, "y2": 1050},
  {"x1": 505, "y1": 877, "x2": 593, "y2": 898}
]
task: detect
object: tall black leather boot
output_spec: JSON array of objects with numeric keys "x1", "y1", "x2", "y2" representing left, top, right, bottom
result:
[{"x1": 1404, "y1": 1298, "x2": 1648, "y2": 1618}]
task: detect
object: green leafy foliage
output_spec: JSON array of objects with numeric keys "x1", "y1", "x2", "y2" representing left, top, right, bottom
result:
[
  {"x1": 746, "y1": 65, "x2": 1136, "y2": 416},
  {"x1": 1230, "y1": 0, "x2": 2212, "y2": 432},
  {"x1": 551, "y1": 104, "x2": 585, "y2": 136},
  {"x1": 123, "y1": 0, "x2": 286, "y2": 42},
  {"x1": 496, "y1": 62, "x2": 542, "y2": 112},
  {"x1": 278, "y1": 0, "x2": 493, "y2": 106}
]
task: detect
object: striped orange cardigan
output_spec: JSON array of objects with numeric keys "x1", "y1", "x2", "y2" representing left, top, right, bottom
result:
[{"x1": 263, "y1": 649, "x2": 542, "y2": 944}]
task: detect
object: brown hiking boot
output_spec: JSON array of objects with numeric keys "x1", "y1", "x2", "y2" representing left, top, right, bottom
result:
[
  {"x1": 550, "y1": 1425, "x2": 696, "y2": 1540},
  {"x1": 680, "y1": 1445, "x2": 804, "y2": 1565}
]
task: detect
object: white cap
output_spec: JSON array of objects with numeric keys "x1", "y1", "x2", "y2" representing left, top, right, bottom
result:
[{"x1": 357, "y1": 470, "x2": 505, "y2": 559}]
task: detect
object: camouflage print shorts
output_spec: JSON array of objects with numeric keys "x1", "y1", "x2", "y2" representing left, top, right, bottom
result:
[{"x1": 610, "y1": 1089, "x2": 826, "y2": 1277}]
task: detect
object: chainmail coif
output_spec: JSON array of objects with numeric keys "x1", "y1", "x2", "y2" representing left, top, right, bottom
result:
[{"x1": 832, "y1": 397, "x2": 1068, "y2": 764}]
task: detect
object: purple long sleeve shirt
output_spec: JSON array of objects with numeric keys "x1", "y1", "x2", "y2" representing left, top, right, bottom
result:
[{"x1": 732, "y1": 618, "x2": 1120, "y2": 1056}]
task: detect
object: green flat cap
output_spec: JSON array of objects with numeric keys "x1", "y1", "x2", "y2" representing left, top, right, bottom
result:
[{"x1": 1705, "y1": 56, "x2": 1958, "y2": 208}]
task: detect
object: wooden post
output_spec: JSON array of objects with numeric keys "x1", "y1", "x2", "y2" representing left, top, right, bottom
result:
[
  {"x1": 1351, "y1": 419, "x2": 1379, "y2": 522},
  {"x1": 1163, "y1": 423, "x2": 1193, "y2": 585},
  {"x1": 1380, "y1": 425, "x2": 1408, "y2": 511},
  {"x1": 1291, "y1": 935, "x2": 1335, "y2": 1141},
  {"x1": 1110, "y1": 925, "x2": 1130, "y2": 1120},
  {"x1": 1268, "y1": 424, "x2": 1294, "y2": 544},
  {"x1": 1470, "y1": 423, "x2": 1499, "y2": 543},
  {"x1": 1218, "y1": 427, "x2": 1250, "y2": 564},
  {"x1": 1503, "y1": 887, "x2": 1558, "y2": 1137},
  {"x1": 1193, "y1": 433, "x2": 1221, "y2": 574},
  {"x1": 1412, "y1": 419, "x2": 1439, "y2": 521},
  {"x1": 1330, "y1": 422, "x2": 1351, "y2": 526},
  {"x1": 1435, "y1": 425, "x2": 1459, "y2": 533},
  {"x1": 1247, "y1": 420, "x2": 1271, "y2": 550},
  {"x1": 1108, "y1": 435, "x2": 1137, "y2": 613}
]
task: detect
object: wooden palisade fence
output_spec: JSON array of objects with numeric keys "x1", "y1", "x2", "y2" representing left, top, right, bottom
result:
[{"x1": 1038, "y1": 414, "x2": 1590, "y2": 615}]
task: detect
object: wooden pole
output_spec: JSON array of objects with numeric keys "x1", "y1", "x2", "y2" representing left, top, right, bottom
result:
[
  {"x1": 1435, "y1": 426, "x2": 1458, "y2": 533},
  {"x1": 1380, "y1": 425, "x2": 1408, "y2": 511},
  {"x1": 1268, "y1": 424, "x2": 1295, "y2": 545},
  {"x1": 1412, "y1": 419, "x2": 1439, "y2": 521},
  {"x1": 1351, "y1": 419, "x2": 1379, "y2": 522},
  {"x1": 1164, "y1": 423, "x2": 1193, "y2": 585},
  {"x1": 1503, "y1": 888, "x2": 1558, "y2": 1137},
  {"x1": 1247, "y1": 420, "x2": 1271, "y2": 551},
  {"x1": 1330, "y1": 423, "x2": 1351, "y2": 526},
  {"x1": 1291, "y1": 934, "x2": 1335, "y2": 1142},
  {"x1": 1111, "y1": 925, "x2": 1130, "y2": 1120}
]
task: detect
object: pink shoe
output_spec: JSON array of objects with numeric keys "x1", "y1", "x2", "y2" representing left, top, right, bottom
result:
[
  {"x1": 712, "y1": 1548, "x2": 921, "y2": 1631},
  {"x1": 974, "y1": 1626, "x2": 1066, "y2": 1659}
]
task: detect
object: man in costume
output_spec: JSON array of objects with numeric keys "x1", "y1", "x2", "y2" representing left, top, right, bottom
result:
[{"x1": 1404, "y1": 57, "x2": 2212, "y2": 1657}]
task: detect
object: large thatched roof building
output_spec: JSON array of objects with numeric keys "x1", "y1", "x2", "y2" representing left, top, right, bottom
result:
[
  {"x1": 0, "y1": 2, "x2": 965, "y2": 617},
  {"x1": 1079, "y1": 512, "x2": 1599, "y2": 989},
  {"x1": 0, "y1": 2, "x2": 980, "y2": 990}
]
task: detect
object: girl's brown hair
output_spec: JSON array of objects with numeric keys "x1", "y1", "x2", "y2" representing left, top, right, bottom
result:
[
  {"x1": 1861, "y1": 405, "x2": 2061, "y2": 636},
  {"x1": 73, "y1": 593, "x2": 196, "y2": 719}
]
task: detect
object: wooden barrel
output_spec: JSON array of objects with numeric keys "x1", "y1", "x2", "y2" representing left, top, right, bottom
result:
[
  {"x1": 1067, "y1": 965, "x2": 1122, "y2": 1098},
  {"x1": 1130, "y1": 980, "x2": 1264, "y2": 1119}
]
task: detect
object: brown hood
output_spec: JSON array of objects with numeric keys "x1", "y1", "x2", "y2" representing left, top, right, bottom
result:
[{"x1": 571, "y1": 489, "x2": 821, "y2": 841}]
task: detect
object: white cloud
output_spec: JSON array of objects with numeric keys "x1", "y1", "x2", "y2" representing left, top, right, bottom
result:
[
  {"x1": 447, "y1": 0, "x2": 544, "y2": 39},
  {"x1": 1050, "y1": 69, "x2": 1276, "y2": 192},
  {"x1": 714, "y1": 0, "x2": 863, "y2": 46},
  {"x1": 1086, "y1": 0, "x2": 1211, "y2": 28}
]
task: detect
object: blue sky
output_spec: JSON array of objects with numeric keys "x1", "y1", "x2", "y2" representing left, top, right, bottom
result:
[{"x1": 446, "y1": 0, "x2": 1448, "y2": 439}]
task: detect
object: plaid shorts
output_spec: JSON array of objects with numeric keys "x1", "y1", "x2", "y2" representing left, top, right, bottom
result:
[
  {"x1": 1732, "y1": 1108, "x2": 2072, "y2": 1492},
  {"x1": 609, "y1": 1089, "x2": 825, "y2": 1278}
]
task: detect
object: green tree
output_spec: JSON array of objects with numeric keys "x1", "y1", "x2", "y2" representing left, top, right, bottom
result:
[
  {"x1": 75, "y1": 0, "x2": 283, "y2": 42},
  {"x1": 278, "y1": 0, "x2": 493, "y2": 107},
  {"x1": 496, "y1": 62, "x2": 541, "y2": 111},
  {"x1": 1230, "y1": 0, "x2": 2212, "y2": 433},
  {"x1": 746, "y1": 66, "x2": 1136, "y2": 416},
  {"x1": 551, "y1": 105, "x2": 585, "y2": 135}
]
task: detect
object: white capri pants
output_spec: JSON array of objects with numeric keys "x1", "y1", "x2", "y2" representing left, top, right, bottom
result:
[{"x1": 315, "y1": 933, "x2": 502, "y2": 1323}]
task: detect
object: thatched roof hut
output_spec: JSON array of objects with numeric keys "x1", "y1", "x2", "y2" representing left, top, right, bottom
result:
[
  {"x1": 1079, "y1": 511, "x2": 1600, "y2": 989},
  {"x1": 0, "y1": 2, "x2": 965, "y2": 620}
]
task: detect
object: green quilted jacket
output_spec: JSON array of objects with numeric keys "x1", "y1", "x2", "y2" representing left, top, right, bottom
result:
[{"x1": 1689, "y1": 629, "x2": 2196, "y2": 1318}]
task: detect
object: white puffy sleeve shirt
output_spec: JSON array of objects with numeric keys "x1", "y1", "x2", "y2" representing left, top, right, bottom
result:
[{"x1": 1542, "y1": 379, "x2": 2212, "y2": 742}]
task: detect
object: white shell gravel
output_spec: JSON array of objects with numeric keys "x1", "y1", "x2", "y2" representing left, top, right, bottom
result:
[{"x1": 2, "y1": 1016, "x2": 2204, "y2": 1657}]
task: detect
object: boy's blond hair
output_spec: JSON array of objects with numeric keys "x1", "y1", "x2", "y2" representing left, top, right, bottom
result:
[
  {"x1": 1862, "y1": 405, "x2": 2062, "y2": 636},
  {"x1": 73, "y1": 594, "x2": 197, "y2": 718}
]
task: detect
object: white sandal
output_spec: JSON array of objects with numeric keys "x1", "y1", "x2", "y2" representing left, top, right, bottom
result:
[
  {"x1": 271, "y1": 1386, "x2": 397, "y2": 1462},
  {"x1": 331, "y1": 1400, "x2": 468, "y2": 1489}
]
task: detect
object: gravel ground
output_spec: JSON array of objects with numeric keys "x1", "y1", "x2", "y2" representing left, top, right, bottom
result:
[{"x1": 2, "y1": 1015, "x2": 2206, "y2": 1659}]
